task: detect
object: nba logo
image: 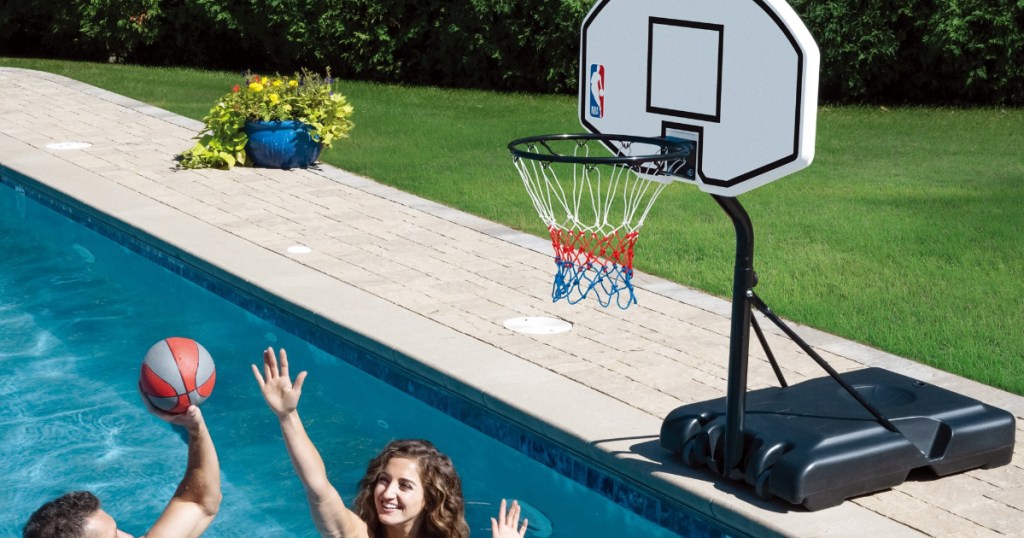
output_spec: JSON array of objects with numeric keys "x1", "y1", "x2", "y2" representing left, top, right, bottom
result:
[{"x1": 589, "y1": 64, "x2": 605, "y2": 118}]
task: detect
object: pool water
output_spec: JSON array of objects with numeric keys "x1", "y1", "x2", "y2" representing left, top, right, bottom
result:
[{"x1": 0, "y1": 179, "x2": 733, "y2": 537}]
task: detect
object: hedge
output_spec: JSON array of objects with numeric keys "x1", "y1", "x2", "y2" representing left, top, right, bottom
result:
[
  {"x1": 790, "y1": 0, "x2": 1024, "y2": 105},
  {"x1": 0, "y1": 0, "x2": 592, "y2": 94},
  {"x1": 1, "y1": 0, "x2": 1022, "y2": 104}
]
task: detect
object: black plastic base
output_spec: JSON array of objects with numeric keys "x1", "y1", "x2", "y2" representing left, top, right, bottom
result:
[{"x1": 661, "y1": 368, "x2": 1015, "y2": 510}]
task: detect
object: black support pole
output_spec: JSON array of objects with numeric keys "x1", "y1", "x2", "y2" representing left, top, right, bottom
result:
[{"x1": 712, "y1": 194, "x2": 755, "y2": 478}]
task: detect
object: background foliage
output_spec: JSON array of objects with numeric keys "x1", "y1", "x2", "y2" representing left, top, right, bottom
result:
[
  {"x1": 789, "y1": 0, "x2": 1024, "y2": 105},
  {"x1": 1, "y1": 0, "x2": 1022, "y2": 103},
  {"x1": 0, "y1": 0, "x2": 591, "y2": 93}
]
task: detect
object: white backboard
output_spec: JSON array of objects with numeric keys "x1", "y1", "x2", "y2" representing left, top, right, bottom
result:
[{"x1": 580, "y1": 0, "x2": 820, "y2": 196}]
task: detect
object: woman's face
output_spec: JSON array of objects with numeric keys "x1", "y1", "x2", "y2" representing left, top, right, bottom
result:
[{"x1": 374, "y1": 456, "x2": 427, "y2": 533}]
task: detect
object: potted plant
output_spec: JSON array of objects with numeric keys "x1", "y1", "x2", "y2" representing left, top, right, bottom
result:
[{"x1": 177, "y1": 69, "x2": 354, "y2": 170}]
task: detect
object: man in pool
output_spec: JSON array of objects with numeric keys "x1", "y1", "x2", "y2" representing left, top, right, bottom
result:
[{"x1": 22, "y1": 402, "x2": 221, "y2": 538}]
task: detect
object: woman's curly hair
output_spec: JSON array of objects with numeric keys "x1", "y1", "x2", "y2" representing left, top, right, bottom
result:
[{"x1": 353, "y1": 439, "x2": 469, "y2": 538}]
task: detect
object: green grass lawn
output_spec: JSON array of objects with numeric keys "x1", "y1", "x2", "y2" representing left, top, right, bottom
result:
[{"x1": 4, "y1": 58, "x2": 1023, "y2": 395}]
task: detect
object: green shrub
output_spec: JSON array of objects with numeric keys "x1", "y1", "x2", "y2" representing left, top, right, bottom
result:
[
  {"x1": 77, "y1": 0, "x2": 162, "y2": 62},
  {"x1": 2, "y1": 0, "x2": 1022, "y2": 103},
  {"x1": 0, "y1": 2, "x2": 82, "y2": 59},
  {"x1": 909, "y1": 0, "x2": 1024, "y2": 104},
  {"x1": 788, "y1": 0, "x2": 911, "y2": 100},
  {"x1": 791, "y1": 0, "x2": 1024, "y2": 105}
]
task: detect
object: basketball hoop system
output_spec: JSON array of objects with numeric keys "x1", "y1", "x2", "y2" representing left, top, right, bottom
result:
[
  {"x1": 509, "y1": 134, "x2": 691, "y2": 309},
  {"x1": 499, "y1": 0, "x2": 1015, "y2": 514}
]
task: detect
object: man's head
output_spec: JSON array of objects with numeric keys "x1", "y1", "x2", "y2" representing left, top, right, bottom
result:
[{"x1": 23, "y1": 491, "x2": 132, "y2": 538}]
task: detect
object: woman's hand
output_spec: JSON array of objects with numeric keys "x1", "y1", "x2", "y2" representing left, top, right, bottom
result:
[
  {"x1": 491, "y1": 499, "x2": 528, "y2": 538},
  {"x1": 251, "y1": 347, "x2": 307, "y2": 419}
]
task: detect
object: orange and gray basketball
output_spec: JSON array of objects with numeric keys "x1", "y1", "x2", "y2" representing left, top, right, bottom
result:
[{"x1": 139, "y1": 337, "x2": 216, "y2": 414}]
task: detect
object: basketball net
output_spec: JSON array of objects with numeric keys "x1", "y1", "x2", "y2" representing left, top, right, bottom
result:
[{"x1": 511, "y1": 137, "x2": 678, "y2": 309}]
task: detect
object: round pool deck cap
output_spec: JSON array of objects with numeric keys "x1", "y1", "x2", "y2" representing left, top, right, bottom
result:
[
  {"x1": 503, "y1": 316, "x2": 572, "y2": 335},
  {"x1": 46, "y1": 142, "x2": 92, "y2": 150}
]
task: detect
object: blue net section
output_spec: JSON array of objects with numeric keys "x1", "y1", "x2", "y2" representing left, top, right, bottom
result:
[
  {"x1": 510, "y1": 135, "x2": 682, "y2": 310},
  {"x1": 549, "y1": 227, "x2": 639, "y2": 309},
  {"x1": 551, "y1": 258, "x2": 636, "y2": 309}
]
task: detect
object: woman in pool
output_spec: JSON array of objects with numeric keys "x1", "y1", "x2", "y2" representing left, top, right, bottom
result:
[{"x1": 253, "y1": 347, "x2": 528, "y2": 538}]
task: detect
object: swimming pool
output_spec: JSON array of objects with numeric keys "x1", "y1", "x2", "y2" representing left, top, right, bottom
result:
[{"x1": 0, "y1": 175, "x2": 738, "y2": 537}]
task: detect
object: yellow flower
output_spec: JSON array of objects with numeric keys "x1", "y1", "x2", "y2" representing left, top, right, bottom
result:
[
  {"x1": 272, "y1": 79, "x2": 283, "y2": 87},
  {"x1": 248, "y1": 82, "x2": 264, "y2": 92},
  {"x1": 269, "y1": 93, "x2": 280, "y2": 104},
  {"x1": 289, "y1": 80, "x2": 299, "y2": 87}
]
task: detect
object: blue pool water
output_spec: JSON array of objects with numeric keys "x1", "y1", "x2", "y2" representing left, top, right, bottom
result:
[{"x1": 0, "y1": 176, "x2": 736, "y2": 537}]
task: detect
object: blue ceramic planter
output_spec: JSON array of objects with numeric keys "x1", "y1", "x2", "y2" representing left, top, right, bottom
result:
[{"x1": 244, "y1": 120, "x2": 323, "y2": 169}]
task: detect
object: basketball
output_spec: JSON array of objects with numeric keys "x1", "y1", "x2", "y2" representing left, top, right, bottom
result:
[{"x1": 139, "y1": 337, "x2": 216, "y2": 414}]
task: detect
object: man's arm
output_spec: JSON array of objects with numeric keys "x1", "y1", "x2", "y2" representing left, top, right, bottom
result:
[
  {"x1": 144, "y1": 405, "x2": 222, "y2": 538},
  {"x1": 253, "y1": 347, "x2": 367, "y2": 538}
]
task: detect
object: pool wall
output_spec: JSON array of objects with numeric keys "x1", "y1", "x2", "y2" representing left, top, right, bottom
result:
[{"x1": 0, "y1": 156, "x2": 745, "y2": 536}]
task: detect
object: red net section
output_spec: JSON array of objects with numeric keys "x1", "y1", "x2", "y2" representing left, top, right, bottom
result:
[{"x1": 548, "y1": 226, "x2": 639, "y2": 308}]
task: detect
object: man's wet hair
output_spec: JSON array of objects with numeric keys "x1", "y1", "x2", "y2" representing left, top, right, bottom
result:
[{"x1": 23, "y1": 490, "x2": 100, "y2": 538}]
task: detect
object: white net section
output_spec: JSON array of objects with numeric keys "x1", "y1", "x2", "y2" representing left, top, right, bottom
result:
[
  {"x1": 510, "y1": 136, "x2": 686, "y2": 308},
  {"x1": 511, "y1": 138, "x2": 672, "y2": 237}
]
